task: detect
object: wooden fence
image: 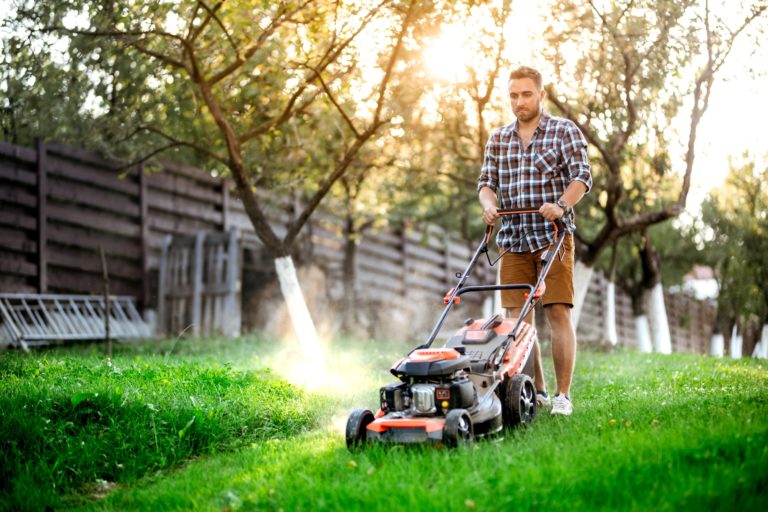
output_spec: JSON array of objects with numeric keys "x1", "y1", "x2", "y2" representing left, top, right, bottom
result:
[{"x1": 0, "y1": 139, "x2": 715, "y2": 351}]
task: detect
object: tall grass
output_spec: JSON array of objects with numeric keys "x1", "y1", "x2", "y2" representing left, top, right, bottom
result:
[
  {"x1": 79, "y1": 348, "x2": 768, "y2": 512},
  {"x1": 0, "y1": 341, "x2": 325, "y2": 511}
]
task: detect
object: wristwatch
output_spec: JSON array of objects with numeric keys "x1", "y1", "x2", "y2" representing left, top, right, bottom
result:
[{"x1": 556, "y1": 199, "x2": 571, "y2": 218}]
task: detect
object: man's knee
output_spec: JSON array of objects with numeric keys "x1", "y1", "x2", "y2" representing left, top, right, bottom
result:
[{"x1": 545, "y1": 303, "x2": 572, "y2": 327}]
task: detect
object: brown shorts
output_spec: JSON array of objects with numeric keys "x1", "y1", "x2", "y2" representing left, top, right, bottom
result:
[{"x1": 500, "y1": 235, "x2": 575, "y2": 308}]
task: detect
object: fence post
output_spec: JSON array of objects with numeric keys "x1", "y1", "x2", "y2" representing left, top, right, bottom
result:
[
  {"x1": 35, "y1": 137, "x2": 47, "y2": 293},
  {"x1": 400, "y1": 229, "x2": 409, "y2": 300},
  {"x1": 157, "y1": 235, "x2": 172, "y2": 336},
  {"x1": 138, "y1": 163, "x2": 150, "y2": 309},
  {"x1": 225, "y1": 228, "x2": 240, "y2": 337},
  {"x1": 191, "y1": 232, "x2": 205, "y2": 337},
  {"x1": 221, "y1": 180, "x2": 230, "y2": 231}
]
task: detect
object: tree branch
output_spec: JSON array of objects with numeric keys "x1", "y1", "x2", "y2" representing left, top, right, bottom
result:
[
  {"x1": 190, "y1": 0, "x2": 223, "y2": 43},
  {"x1": 283, "y1": 120, "x2": 388, "y2": 249},
  {"x1": 373, "y1": 0, "x2": 414, "y2": 124},
  {"x1": 128, "y1": 125, "x2": 228, "y2": 165},
  {"x1": 238, "y1": 0, "x2": 386, "y2": 143},
  {"x1": 306, "y1": 65, "x2": 360, "y2": 137},
  {"x1": 199, "y1": 0, "x2": 241, "y2": 59},
  {"x1": 545, "y1": 85, "x2": 611, "y2": 164},
  {"x1": 114, "y1": 142, "x2": 184, "y2": 171},
  {"x1": 208, "y1": 0, "x2": 313, "y2": 85}
]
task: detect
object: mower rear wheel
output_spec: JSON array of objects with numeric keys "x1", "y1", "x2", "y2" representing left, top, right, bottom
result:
[
  {"x1": 346, "y1": 408, "x2": 374, "y2": 451},
  {"x1": 444, "y1": 409, "x2": 473, "y2": 447},
  {"x1": 501, "y1": 374, "x2": 536, "y2": 428}
]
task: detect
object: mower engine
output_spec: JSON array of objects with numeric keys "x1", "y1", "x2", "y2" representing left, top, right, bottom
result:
[{"x1": 380, "y1": 373, "x2": 475, "y2": 417}]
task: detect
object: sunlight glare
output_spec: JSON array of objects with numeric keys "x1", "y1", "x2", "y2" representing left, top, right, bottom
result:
[{"x1": 422, "y1": 24, "x2": 473, "y2": 83}]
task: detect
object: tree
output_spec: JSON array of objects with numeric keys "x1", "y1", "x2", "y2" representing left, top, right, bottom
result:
[
  {"x1": 541, "y1": 0, "x2": 767, "y2": 344},
  {"x1": 702, "y1": 153, "x2": 768, "y2": 357},
  {"x1": 7, "y1": 0, "x2": 429, "y2": 360}
]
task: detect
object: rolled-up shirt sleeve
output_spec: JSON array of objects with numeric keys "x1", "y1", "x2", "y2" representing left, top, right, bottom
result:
[
  {"x1": 477, "y1": 130, "x2": 499, "y2": 193},
  {"x1": 561, "y1": 122, "x2": 592, "y2": 193}
]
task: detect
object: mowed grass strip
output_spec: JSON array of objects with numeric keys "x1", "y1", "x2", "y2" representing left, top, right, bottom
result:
[
  {"x1": 0, "y1": 351, "x2": 324, "y2": 512},
  {"x1": 81, "y1": 351, "x2": 768, "y2": 512}
]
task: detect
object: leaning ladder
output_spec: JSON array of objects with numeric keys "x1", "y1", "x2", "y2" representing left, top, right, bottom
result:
[{"x1": 0, "y1": 294, "x2": 152, "y2": 352}]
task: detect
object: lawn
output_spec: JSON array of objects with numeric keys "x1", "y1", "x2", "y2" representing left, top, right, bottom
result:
[{"x1": 1, "y1": 336, "x2": 767, "y2": 511}]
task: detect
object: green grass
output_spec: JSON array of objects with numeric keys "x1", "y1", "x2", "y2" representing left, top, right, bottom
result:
[
  {"x1": 3, "y1": 337, "x2": 768, "y2": 511},
  {"x1": 0, "y1": 338, "x2": 326, "y2": 511}
]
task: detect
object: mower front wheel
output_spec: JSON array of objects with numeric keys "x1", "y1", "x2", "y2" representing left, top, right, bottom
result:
[
  {"x1": 346, "y1": 408, "x2": 374, "y2": 451},
  {"x1": 444, "y1": 409, "x2": 473, "y2": 447},
  {"x1": 501, "y1": 374, "x2": 536, "y2": 428}
]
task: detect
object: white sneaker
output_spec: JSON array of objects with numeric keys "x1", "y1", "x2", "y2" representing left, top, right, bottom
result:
[
  {"x1": 551, "y1": 394, "x2": 573, "y2": 416},
  {"x1": 536, "y1": 391, "x2": 551, "y2": 409}
]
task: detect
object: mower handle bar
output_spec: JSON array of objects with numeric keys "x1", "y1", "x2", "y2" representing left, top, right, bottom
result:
[
  {"x1": 416, "y1": 206, "x2": 567, "y2": 352},
  {"x1": 484, "y1": 207, "x2": 566, "y2": 247}
]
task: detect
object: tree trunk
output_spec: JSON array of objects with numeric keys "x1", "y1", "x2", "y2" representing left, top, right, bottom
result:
[
  {"x1": 341, "y1": 215, "x2": 359, "y2": 334},
  {"x1": 729, "y1": 323, "x2": 742, "y2": 359},
  {"x1": 631, "y1": 292, "x2": 653, "y2": 353},
  {"x1": 603, "y1": 243, "x2": 618, "y2": 346},
  {"x1": 274, "y1": 256, "x2": 324, "y2": 368},
  {"x1": 710, "y1": 333, "x2": 725, "y2": 357},
  {"x1": 571, "y1": 260, "x2": 595, "y2": 330},
  {"x1": 752, "y1": 324, "x2": 768, "y2": 359},
  {"x1": 635, "y1": 314, "x2": 653, "y2": 353},
  {"x1": 647, "y1": 282, "x2": 672, "y2": 354},
  {"x1": 604, "y1": 280, "x2": 618, "y2": 346}
]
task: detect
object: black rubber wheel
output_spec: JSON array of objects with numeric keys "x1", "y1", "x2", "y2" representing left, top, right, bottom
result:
[
  {"x1": 501, "y1": 374, "x2": 536, "y2": 428},
  {"x1": 443, "y1": 409, "x2": 473, "y2": 447},
  {"x1": 345, "y1": 408, "x2": 374, "y2": 451}
]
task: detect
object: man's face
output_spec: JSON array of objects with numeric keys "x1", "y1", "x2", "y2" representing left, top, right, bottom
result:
[{"x1": 508, "y1": 77, "x2": 545, "y2": 123}]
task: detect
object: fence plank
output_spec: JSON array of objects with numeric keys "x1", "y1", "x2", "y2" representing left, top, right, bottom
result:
[
  {"x1": 0, "y1": 161, "x2": 37, "y2": 186},
  {"x1": 47, "y1": 224, "x2": 142, "y2": 259},
  {"x1": 0, "y1": 209, "x2": 37, "y2": 231},
  {"x1": 46, "y1": 202, "x2": 141, "y2": 238},
  {"x1": 47, "y1": 175, "x2": 140, "y2": 217},
  {"x1": 147, "y1": 171, "x2": 223, "y2": 204},
  {"x1": 46, "y1": 154, "x2": 137, "y2": 195}
]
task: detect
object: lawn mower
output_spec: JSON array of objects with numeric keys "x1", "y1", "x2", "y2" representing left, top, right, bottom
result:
[{"x1": 345, "y1": 208, "x2": 566, "y2": 449}]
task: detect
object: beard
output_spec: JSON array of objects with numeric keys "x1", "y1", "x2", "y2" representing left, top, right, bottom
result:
[{"x1": 514, "y1": 103, "x2": 541, "y2": 123}]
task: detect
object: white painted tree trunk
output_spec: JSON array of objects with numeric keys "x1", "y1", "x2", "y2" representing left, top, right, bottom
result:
[
  {"x1": 635, "y1": 315, "x2": 653, "y2": 353},
  {"x1": 571, "y1": 261, "x2": 594, "y2": 330},
  {"x1": 752, "y1": 324, "x2": 768, "y2": 359},
  {"x1": 729, "y1": 324, "x2": 742, "y2": 359},
  {"x1": 647, "y1": 282, "x2": 672, "y2": 354},
  {"x1": 710, "y1": 333, "x2": 724, "y2": 357},
  {"x1": 274, "y1": 256, "x2": 324, "y2": 367},
  {"x1": 604, "y1": 280, "x2": 618, "y2": 346}
]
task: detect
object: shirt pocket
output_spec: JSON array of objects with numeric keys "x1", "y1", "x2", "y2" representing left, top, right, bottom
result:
[{"x1": 533, "y1": 147, "x2": 559, "y2": 177}]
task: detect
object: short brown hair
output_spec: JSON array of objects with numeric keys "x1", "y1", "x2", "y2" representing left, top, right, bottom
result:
[{"x1": 508, "y1": 66, "x2": 543, "y2": 90}]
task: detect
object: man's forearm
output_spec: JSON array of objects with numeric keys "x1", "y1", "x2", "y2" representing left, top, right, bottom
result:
[
  {"x1": 559, "y1": 181, "x2": 588, "y2": 208},
  {"x1": 479, "y1": 186, "x2": 498, "y2": 210}
]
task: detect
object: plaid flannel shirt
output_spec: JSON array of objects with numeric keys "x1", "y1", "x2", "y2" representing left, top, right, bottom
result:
[{"x1": 477, "y1": 112, "x2": 592, "y2": 253}]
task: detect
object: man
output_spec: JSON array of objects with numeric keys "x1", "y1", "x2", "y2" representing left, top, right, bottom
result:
[{"x1": 477, "y1": 66, "x2": 592, "y2": 416}]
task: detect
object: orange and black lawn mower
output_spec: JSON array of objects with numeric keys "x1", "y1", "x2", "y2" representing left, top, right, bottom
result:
[{"x1": 345, "y1": 208, "x2": 566, "y2": 449}]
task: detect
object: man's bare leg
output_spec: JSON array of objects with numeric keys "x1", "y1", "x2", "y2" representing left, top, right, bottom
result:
[
  {"x1": 544, "y1": 304, "x2": 576, "y2": 396},
  {"x1": 506, "y1": 307, "x2": 546, "y2": 393}
]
